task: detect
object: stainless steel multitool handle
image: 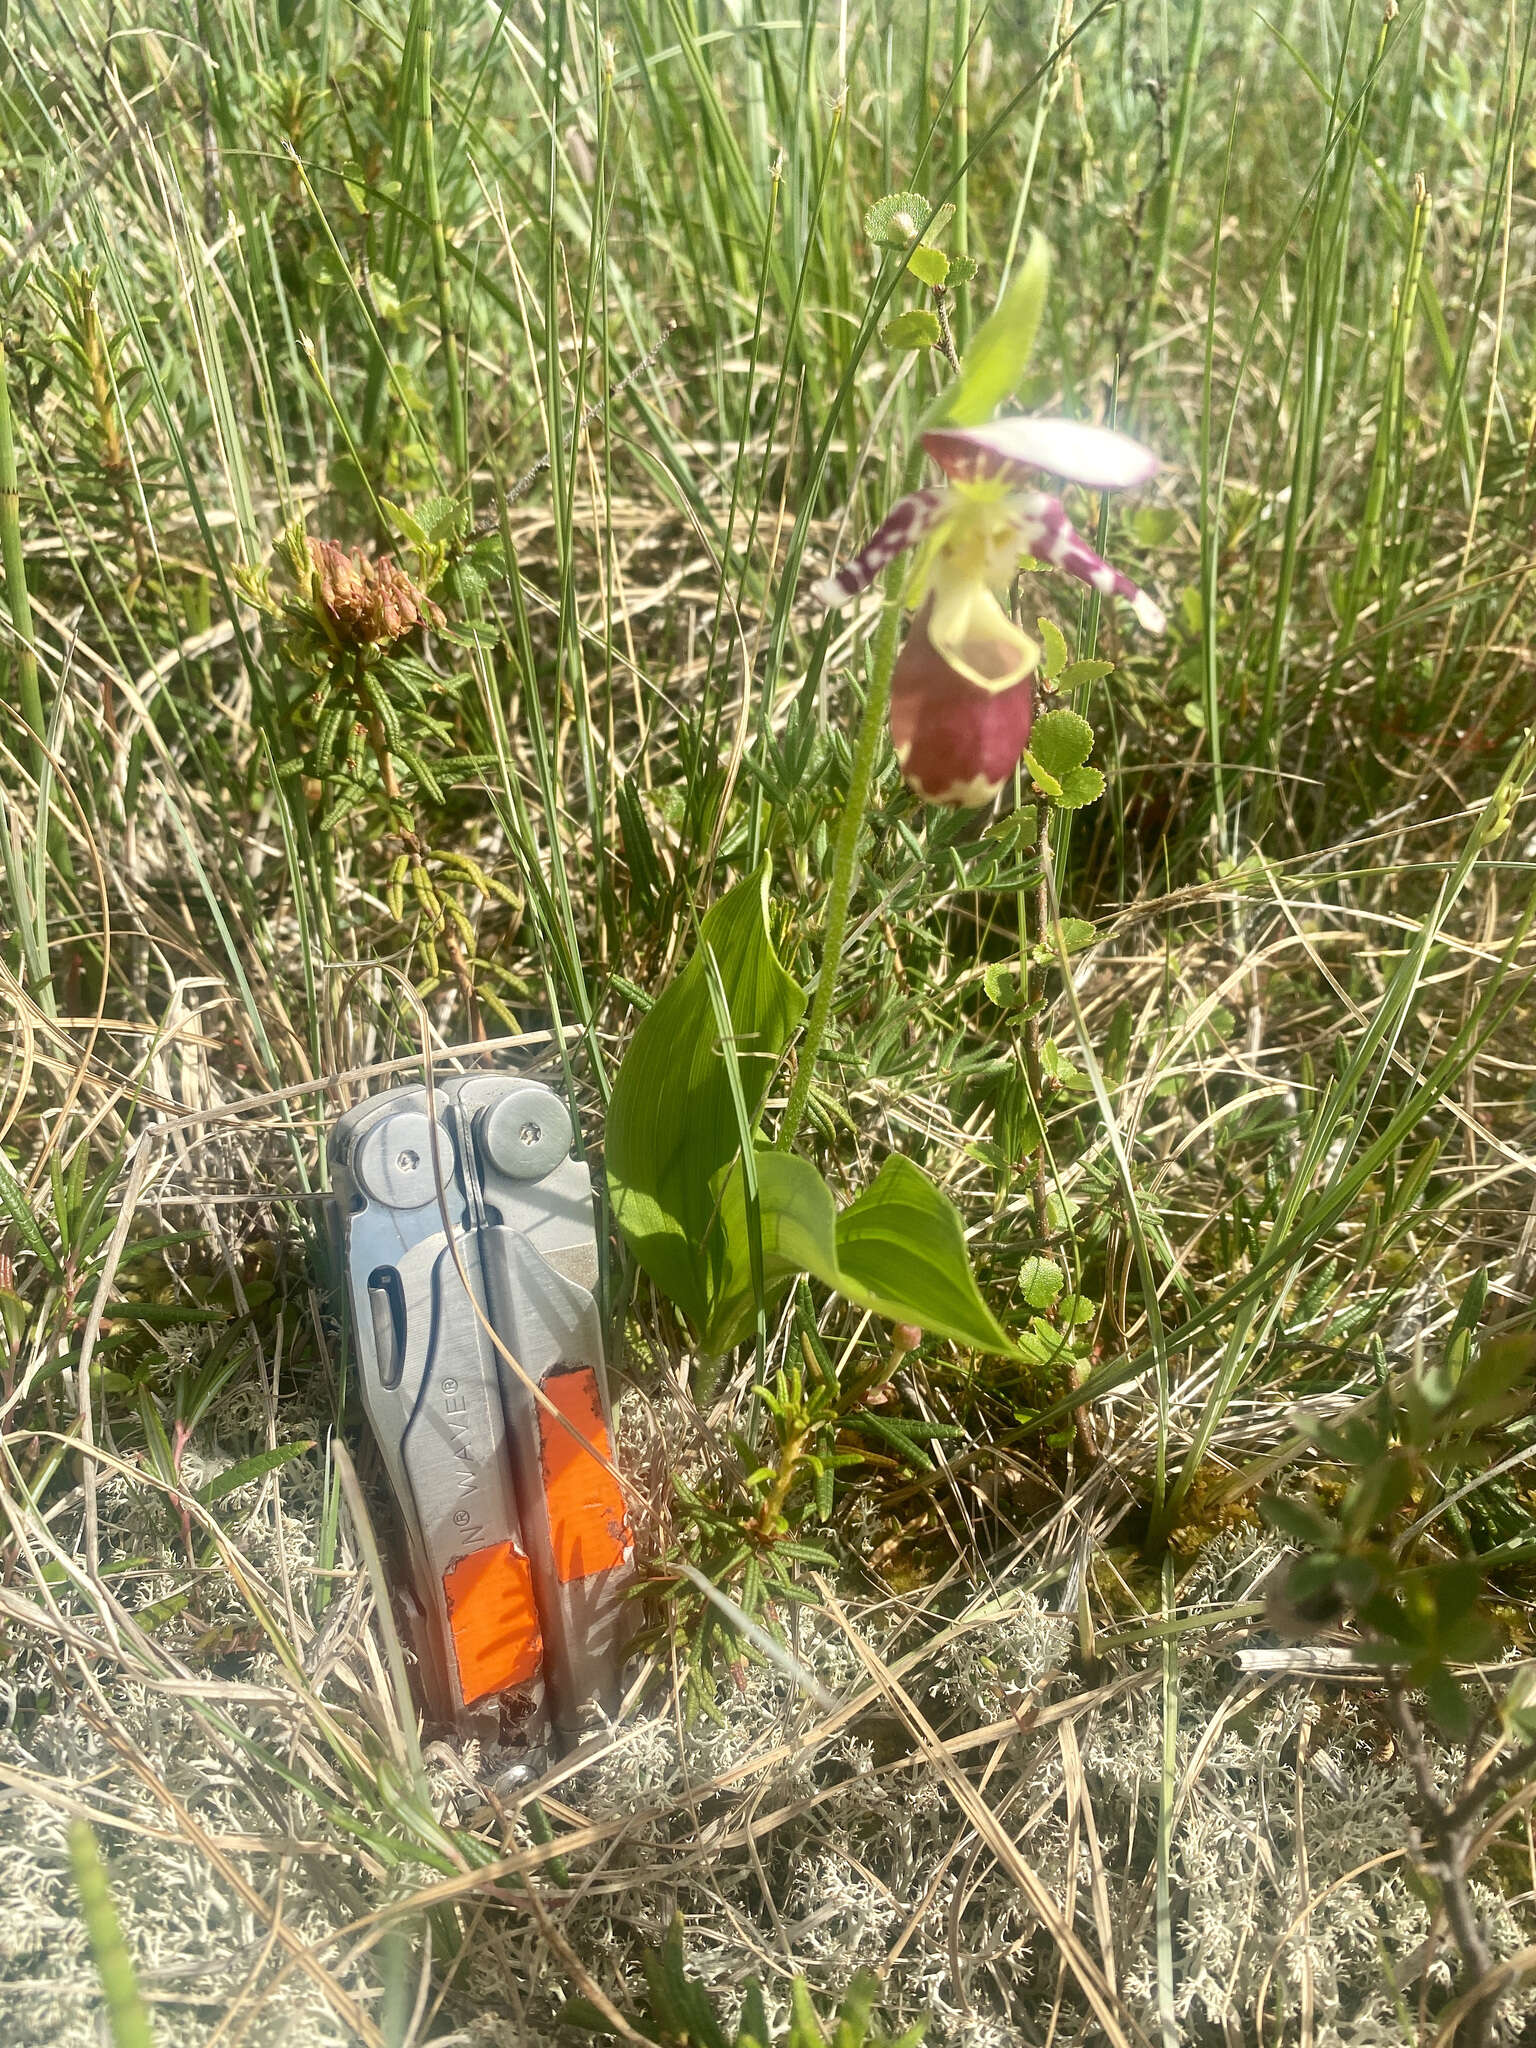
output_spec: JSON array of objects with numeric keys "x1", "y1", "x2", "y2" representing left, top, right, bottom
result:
[{"x1": 330, "y1": 1073, "x2": 633, "y2": 1751}]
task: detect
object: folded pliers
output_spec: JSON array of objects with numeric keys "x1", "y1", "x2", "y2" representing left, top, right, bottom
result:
[{"x1": 330, "y1": 1073, "x2": 632, "y2": 1753}]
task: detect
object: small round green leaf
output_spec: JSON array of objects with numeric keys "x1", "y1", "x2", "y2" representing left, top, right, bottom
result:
[
  {"x1": 982, "y1": 962, "x2": 1028, "y2": 1008},
  {"x1": 1040, "y1": 1038, "x2": 1089, "y2": 1089},
  {"x1": 1021, "y1": 750, "x2": 1060, "y2": 798},
  {"x1": 1054, "y1": 764, "x2": 1106, "y2": 809},
  {"x1": 1056, "y1": 918, "x2": 1098, "y2": 954},
  {"x1": 1027, "y1": 708, "x2": 1095, "y2": 779},
  {"x1": 864, "y1": 191, "x2": 931, "y2": 247},
  {"x1": 947, "y1": 254, "x2": 980, "y2": 285},
  {"x1": 1132, "y1": 503, "x2": 1180, "y2": 546},
  {"x1": 906, "y1": 244, "x2": 950, "y2": 288},
  {"x1": 1019, "y1": 1256, "x2": 1064, "y2": 1310},
  {"x1": 1055, "y1": 658, "x2": 1114, "y2": 692},
  {"x1": 1036, "y1": 617, "x2": 1069, "y2": 682},
  {"x1": 982, "y1": 805, "x2": 1039, "y2": 854},
  {"x1": 881, "y1": 309, "x2": 942, "y2": 350},
  {"x1": 417, "y1": 493, "x2": 465, "y2": 542}
]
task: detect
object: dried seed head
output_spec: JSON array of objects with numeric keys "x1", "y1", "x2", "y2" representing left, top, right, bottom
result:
[
  {"x1": 1412, "y1": 170, "x2": 1429, "y2": 206},
  {"x1": 308, "y1": 538, "x2": 444, "y2": 647},
  {"x1": 1383, "y1": 0, "x2": 1398, "y2": 21}
]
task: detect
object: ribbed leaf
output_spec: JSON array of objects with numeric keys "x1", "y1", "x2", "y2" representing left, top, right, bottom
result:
[
  {"x1": 607, "y1": 861, "x2": 805, "y2": 1338},
  {"x1": 709, "y1": 1151, "x2": 1019, "y2": 1359}
]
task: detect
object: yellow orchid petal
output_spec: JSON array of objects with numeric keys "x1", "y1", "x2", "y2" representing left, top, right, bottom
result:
[{"x1": 927, "y1": 571, "x2": 1040, "y2": 693}]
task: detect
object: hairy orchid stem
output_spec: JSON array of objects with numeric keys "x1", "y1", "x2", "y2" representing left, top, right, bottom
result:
[{"x1": 778, "y1": 587, "x2": 905, "y2": 1151}]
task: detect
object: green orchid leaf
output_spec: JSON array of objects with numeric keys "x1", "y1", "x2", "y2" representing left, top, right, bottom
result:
[
  {"x1": 881, "y1": 309, "x2": 942, "y2": 351},
  {"x1": 905, "y1": 244, "x2": 949, "y2": 288},
  {"x1": 705, "y1": 1150, "x2": 841, "y2": 1354},
  {"x1": 926, "y1": 231, "x2": 1050, "y2": 428},
  {"x1": 834, "y1": 1156, "x2": 1019, "y2": 1356},
  {"x1": 607, "y1": 861, "x2": 806, "y2": 1337},
  {"x1": 709, "y1": 1151, "x2": 1020, "y2": 1359},
  {"x1": 1027, "y1": 708, "x2": 1095, "y2": 779}
]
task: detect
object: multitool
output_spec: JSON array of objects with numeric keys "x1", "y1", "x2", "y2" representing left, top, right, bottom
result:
[{"x1": 330, "y1": 1072, "x2": 632, "y2": 1753}]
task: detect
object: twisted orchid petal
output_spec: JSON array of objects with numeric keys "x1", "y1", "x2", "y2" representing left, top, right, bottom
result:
[
  {"x1": 923, "y1": 417, "x2": 1159, "y2": 491},
  {"x1": 1013, "y1": 493, "x2": 1167, "y2": 633},
  {"x1": 811, "y1": 488, "x2": 949, "y2": 608},
  {"x1": 890, "y1": 599, "x2": 1035, "y2": 806}
]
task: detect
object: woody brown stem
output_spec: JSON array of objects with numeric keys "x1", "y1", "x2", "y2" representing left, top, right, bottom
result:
[
  {"x1": 364, "y1": 701, "x2": 404, "y2": 807},
  {"x1": 748, "y1": 1419, "x2": 813, "y2": 1542},
  {"x1": 1388, "y1": 1684, "x2": 1500, "y2": 2047},
  {"x1": 931, "y1": 287, "x2": 962, "y2": 374}
]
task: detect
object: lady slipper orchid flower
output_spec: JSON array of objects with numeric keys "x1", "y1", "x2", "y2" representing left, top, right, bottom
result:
[{"x1": 814, "y1": 416, "x2": 1167, "y2": 806}]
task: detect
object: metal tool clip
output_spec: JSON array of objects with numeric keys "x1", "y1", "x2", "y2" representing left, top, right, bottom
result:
[{"x1": 330, "y1": 1073, "x2": 632, "y2": 1754}]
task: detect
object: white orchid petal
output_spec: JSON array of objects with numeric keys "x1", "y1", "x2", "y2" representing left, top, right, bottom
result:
[{"x1": 925, "y1": 416, "x2": 1159, "y2": 491}]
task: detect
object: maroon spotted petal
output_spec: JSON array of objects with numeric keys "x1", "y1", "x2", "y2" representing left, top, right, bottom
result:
[{"x1": 890, "y1": 600, "x2": 1035, "y2": 807}]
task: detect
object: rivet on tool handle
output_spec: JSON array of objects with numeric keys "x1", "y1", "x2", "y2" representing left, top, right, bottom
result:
[
  {"x1": 351, "y1": 1110, "x2": 450, "y2": 1209},
  {"x1": 481, "y1": 1083, "x2": 573, "y2": 1181}
]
